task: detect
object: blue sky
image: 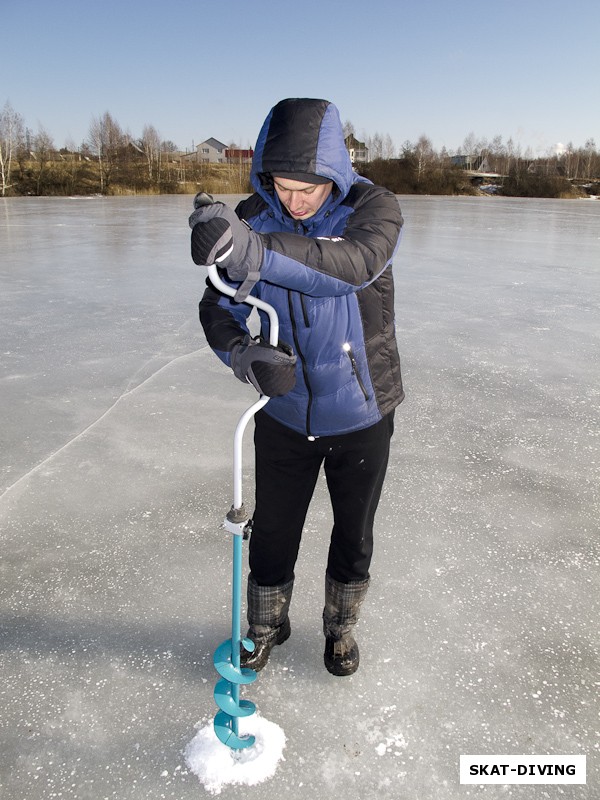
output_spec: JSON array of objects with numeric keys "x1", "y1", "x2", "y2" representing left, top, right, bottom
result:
[{"x1": 3, "y1": 0, "x2": 599, "y2": 155}]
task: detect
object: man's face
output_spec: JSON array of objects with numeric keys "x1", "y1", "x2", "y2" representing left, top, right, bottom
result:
[{"x1": 273, "y1": 176, "x2": 333, "y2": 220}]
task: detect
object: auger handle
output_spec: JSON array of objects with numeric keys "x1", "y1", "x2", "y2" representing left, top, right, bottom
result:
[
  {"x1": 206, "y1": 263, "x2": 279, "y2": 347},
  {"x1": 195, "y1": 190, "x2": 279, "y2": 347}
]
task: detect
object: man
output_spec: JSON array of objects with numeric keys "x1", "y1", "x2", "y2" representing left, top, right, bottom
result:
[{"x1": 190, "y1": 98, "x2": 404, "y2": 676}]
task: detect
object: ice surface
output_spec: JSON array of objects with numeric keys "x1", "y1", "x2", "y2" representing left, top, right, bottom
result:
[{"x1": 1, "y1": 195, "x2": 599, "y2": 799}]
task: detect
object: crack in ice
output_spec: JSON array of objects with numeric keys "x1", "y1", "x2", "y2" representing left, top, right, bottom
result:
[{"x1": 0, "y1": 346, "x2": 209, "y2": 506}]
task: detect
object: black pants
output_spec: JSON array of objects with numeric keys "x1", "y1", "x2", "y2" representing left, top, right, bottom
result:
[{"x1": 249, "y1": 410, "x2": 394, "y2": 586}]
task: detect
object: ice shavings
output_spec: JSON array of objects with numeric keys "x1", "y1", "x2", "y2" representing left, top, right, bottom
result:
[
  {"x1": 375, "y1": 731, "x2": 408, "y2": 756},
  {"x1": 184, "y1": 714, "x2": 286, "y2": 795}
]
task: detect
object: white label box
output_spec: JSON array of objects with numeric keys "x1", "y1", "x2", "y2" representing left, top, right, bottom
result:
[{"x1": 460, "y1": 755, "x2": 586, "y2": 784}]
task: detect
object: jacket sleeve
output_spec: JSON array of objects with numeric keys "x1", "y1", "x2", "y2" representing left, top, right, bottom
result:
[
  {"x1": 198, "y1": 277, "x2": 252, "y2": 367},
  {"x1": 259, "y1": 184, "x2": 403, "y2": 297}
]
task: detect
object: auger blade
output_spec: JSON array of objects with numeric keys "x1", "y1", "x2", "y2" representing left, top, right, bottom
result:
[
  {"x1": 214, "y1": 711, "x2": 256, "y2": 750},
  {"x1": 213, "y1": 640, "x2": 257, "y2": 685},
  {"x1": 214, "y1": 679, "x2": 257, "y2": 717}
]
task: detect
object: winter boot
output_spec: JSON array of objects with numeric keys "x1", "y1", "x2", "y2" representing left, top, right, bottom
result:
[
  {"x1": 323, "y1": 573, "x2": 370, "y2": 677},
  {"x1": 240, "y1": 574, "x2": 293, "y2": 672}
]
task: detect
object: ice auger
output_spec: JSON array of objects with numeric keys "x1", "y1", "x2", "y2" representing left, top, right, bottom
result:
[{"x1": 204, "y1": 238, "x2": 279, "y2": 751}]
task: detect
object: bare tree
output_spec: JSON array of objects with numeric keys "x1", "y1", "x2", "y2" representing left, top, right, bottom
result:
[
  {"x1": 382, "y1": 134, "x2": 396, "y2": 160},
  {"x1": 583, "y1": 138, "x2": 597, "y2": 179},
  {"x1": 400, "y1": 139, "x2": 414, "y2": 158},
  {"x1": 488, "y1": 135, "x2": 504, "y2": 173},
  {"x1": 140, "y1": 123, "x2": 161, "y2": 180},
  {"x1": 368, "y1": 132, "x2": 384, "y2": 160},
  {"x1": 563, "y1": 142, "x2": 576, "y2": 180},
  {"x1": 32, "y1": 125, "x2": 55, "y2": 195},
  {"x1": 461, "y1": 131, "x2": 477, "y2": 156},
  {"x1": 88, "y1": 115, "x2": 105, "y2": 191},
  {"x1": 415, "y1": 135, "x2": 434, "y2": 183},
  {"x1": 88, "y1": 111, "x2": 125, "y2": 192},
  {"x1": 0, "y1": 101, "x2": 25, "y2": 196}
]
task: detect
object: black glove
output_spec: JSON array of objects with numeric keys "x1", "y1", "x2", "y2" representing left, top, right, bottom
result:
[
  {"x1": 189, "y1": 197, "x2": 263, "y2": 302},
  {"x1": 190, "y1": 216, "x2": 234, "y2": 266},
  {"x1": 231, "y1": 335, "x2": 297, "y2": 397}
]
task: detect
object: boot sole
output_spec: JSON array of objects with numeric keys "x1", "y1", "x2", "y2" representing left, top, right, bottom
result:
[{"x1": 324, "y1": 657, "x2": 359, "y2": 677}]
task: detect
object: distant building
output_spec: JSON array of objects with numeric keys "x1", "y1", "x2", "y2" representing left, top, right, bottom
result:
[
  {"x1": 451, "y1": 154, "x2": 491, "y2": 173},
  {"x1": 226, "y1": 148, "x2": 254, "y2": 164},
  {"x1": 345, "y1": 134, "x2": 369, "y2": 164},
  {"x1": 183, "y1": 137, "x2": 229, "y2": 163}
]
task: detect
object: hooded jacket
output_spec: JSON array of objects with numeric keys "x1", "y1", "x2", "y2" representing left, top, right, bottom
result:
[{"x1": 199, "y1": 98, "x2": 404, "y2": 437}]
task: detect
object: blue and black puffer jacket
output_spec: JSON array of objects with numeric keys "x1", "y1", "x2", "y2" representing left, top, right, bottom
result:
[{"x1": 199, "y1": 98, "x2": 404, "y2": 437}]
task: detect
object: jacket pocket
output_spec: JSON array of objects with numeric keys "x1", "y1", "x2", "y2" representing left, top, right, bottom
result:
[{"x1": 343, "y1": 343, "x2": 370, "y2": 401}]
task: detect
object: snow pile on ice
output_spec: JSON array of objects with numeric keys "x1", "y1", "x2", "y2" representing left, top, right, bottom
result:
[{"x1": 184, "y1": 714, "x2": 286, "y2": 795}]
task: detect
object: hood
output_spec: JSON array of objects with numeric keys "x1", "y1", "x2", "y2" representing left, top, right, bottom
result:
[{"x1": 250, "y1": 98, "x2": 356, "y2": 212}]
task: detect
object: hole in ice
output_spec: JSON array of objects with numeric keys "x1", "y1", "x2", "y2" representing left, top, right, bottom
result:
[{"x1": 184, "y1": 713, "x2": 286, "y2": 795}]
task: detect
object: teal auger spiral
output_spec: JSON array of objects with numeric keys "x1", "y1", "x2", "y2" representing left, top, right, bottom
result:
[{"x1": 212, "y1": 520, "x2": 257, "y2": 750}]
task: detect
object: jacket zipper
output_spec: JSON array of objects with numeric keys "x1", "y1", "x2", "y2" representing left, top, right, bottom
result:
[
  {"x1": 343, "y1": 343, "x2": 371, "y2": 401},
  {"x1": 288, "y1": 290, "x2": 314, "y2": 438},
  {"x1": 300, "y1": 295, "x2": 310, "y2": 327},
  {"x1": 291, "y1": 221, "x2": 314, "y2": 436}
]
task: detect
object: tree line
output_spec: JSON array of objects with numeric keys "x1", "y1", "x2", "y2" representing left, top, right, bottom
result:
[
  {"x1": 0, "y1": 105, "x2": 188, "y2": 197},
  {"x1": 1, "y1": 101, "x2": 598, "y2": 198},
  {"x1": 351, "y1": 123, "x2": 600, "y2": 198}
]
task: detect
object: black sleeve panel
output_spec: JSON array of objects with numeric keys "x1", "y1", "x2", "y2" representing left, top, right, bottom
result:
[
  {"x1": 236, "y1": 193, "x2": 269, "y2": 221},
  {"x1": 198, "y1": 281, "x2": 247, "y2": 353},
  {"x1": 262, "y1": 184, "x2": 403, "y2": 288}
]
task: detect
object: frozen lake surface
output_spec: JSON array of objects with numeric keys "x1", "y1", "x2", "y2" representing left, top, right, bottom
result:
[{"x1": 1, "y1": 194, "x2": 599, "y2": 798}]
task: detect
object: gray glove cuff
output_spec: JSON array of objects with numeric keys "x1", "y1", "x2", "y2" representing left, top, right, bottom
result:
[
  {"x1": 233, "y1": 234, "x2": 263, "y2": 301},
  {"x1": 231, "y1": 335, "x2": 254, "y2": 384},
  {"x1": 228, "y1": 231, "x2": 263, "y2": 300}
]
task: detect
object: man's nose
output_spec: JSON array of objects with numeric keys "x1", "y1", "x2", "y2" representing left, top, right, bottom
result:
[{"x1": 288, "y1": 191, "x2": 303, "y2": 211}]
